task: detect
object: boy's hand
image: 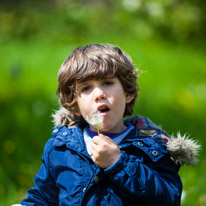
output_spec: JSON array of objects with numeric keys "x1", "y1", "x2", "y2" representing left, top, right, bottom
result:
[{"x1": 91, "y1": 134, "x2": 120, "y2": 168}]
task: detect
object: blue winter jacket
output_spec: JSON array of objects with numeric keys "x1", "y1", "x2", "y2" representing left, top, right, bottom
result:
[{"x1": 21, "y1": 115, "x2": 183, "y2": 206}]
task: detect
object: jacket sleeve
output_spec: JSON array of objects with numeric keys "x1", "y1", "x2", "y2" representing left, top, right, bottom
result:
[
  {"x1": 104, "y1": 151, "x2": 182, "y2": 205},
  {"x1": 21, "y1": 138, "x2": 59, "y2": 206}
]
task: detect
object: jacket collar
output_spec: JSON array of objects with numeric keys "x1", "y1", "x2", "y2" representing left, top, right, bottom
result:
[{"x1": 51, "y1": 107, "x2": 201, "y2": 166}]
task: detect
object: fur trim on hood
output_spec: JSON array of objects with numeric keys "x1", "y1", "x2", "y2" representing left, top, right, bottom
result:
[
  {"x1": 52, "y1": 107, "x2": 75, "y2": 126},
  {"x1": 167, "y1": 133, "x2": 201, "y2": 166},
  {"x1": 52, "y1": 107, "x2": 201, "y2": 166}
]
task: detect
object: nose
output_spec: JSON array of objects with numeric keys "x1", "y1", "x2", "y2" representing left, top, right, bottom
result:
[{"x1": 93, "y1": 87, "x2": 106, "y2": 102}]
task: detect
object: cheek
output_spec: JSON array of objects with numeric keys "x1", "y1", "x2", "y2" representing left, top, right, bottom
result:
[
  {"x1": 113, "y1": 92, "x2": 127, "y2": 104},
  {"x1": 112, "y1": 95, "x2": 127, "y2": 111},
  {"x1": 76, "y1": 97, "x2": 84, "y2": 115},
  {"x1": 77, "y1": 97, "x2": 90, "y2": 116}
]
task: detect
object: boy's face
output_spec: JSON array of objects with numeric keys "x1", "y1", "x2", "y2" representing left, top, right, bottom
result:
[{"x1": 76, "y1": 77, "x2": 134, "y2": 133}]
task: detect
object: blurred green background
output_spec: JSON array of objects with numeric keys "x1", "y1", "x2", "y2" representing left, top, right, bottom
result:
[{"x1": 0, "y1": 0, "x2": 205, "y2": 205}]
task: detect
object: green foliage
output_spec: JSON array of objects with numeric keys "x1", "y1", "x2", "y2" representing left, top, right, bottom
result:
[{"x1": 0, "y1": 0, "x2": 205, "y2": 44}]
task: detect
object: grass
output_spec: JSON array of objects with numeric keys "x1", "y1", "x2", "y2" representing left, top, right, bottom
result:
[
  {"x1": 180, "y1": 158, "x2": 206, "y2": 205},
  {"x1": 0, "y1": 38, "x2": 205, "y2": 205}
]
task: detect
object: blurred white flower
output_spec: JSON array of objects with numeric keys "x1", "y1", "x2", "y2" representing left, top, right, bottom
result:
[
  {"x1": 181, "y1": 190, "x2": 187, "y2": 203},
  {"x1": 146, "y1": 2, "x2": 164, "y2": 18},
  {"x1": 122, "y1": 0, "x2": 141, "y2": 11},
  {"x1": 12, "y1": 204, "x2": 25, "y2": 206}
]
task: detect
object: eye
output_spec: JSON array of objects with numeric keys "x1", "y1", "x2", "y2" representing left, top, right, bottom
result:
[
  {"x1": 81, "y1": 86, "x2": 92, "y2": 93},
  {"x1": 103, "y1": 80, "x2": 114, "y2": 86}
]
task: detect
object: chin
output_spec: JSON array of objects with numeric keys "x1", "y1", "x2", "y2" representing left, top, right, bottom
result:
[{"x1": 99, "y1": 125, "x2": 113, "y2": 133}]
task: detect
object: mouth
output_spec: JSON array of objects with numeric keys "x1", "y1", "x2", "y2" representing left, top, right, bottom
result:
[{"x1": 97, "y1": 105, "x2": 110, "y2": 114}]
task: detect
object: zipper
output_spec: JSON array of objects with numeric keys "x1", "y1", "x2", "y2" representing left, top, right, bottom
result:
[{"x1": 80, "y1": 165, "x2": 99, "y2": 205}]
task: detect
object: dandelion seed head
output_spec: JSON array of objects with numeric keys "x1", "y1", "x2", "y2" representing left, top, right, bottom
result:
[{"x1": 86, "y1": 110, "x2": 104, "y2": 125}]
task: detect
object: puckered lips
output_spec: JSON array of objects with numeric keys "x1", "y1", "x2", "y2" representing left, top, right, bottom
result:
[{"x1": 97, "y1": 104, "x2": 110, "y2": 115}]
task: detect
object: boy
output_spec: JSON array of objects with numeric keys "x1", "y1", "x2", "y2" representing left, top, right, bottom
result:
[{"x1": 21, "y1": 44, "x2": 199, "y2": 205}]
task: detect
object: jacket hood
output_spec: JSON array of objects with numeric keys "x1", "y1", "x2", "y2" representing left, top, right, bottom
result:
[{"x1": 52, "y1": 107, "x2": 201, "y2": 166}]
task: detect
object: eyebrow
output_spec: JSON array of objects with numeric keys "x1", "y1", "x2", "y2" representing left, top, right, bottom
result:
[{"x1": 76, "y1": 77, "x2": 115, "y2": 90}]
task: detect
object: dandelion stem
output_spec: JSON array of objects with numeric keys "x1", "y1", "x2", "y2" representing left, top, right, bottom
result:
[{"x1": 96, "y1": 124, "x2": 100, "y2": 136}]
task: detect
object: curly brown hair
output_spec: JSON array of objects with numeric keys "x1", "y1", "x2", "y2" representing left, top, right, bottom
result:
[{"x1": 57, "y1": 44, "x2": 139, "y2": 120}]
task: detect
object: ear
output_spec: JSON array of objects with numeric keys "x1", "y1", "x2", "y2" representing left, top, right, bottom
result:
[
  {"x1": 74, "y1": 106, "x2": 82, "y2": 117},
  {"x1": 126, "y1": 94, "x2": 135, "y2": 104},
  {"x1": 74, "y1": 110, "x2": 81, "y2": 117}
]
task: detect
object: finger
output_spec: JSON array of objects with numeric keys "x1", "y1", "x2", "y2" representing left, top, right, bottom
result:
[
  {"x1": 92, "y1": 135, "x2": 107, "y2": 145},
  {"x1": 91, "y1": 141, "x2": 97, "y2": 152},
  {"x1": 92, "y1": 136, "x2": 100, "y2": 145},
  {"x1": 93, "y1": 134, "x2": 113, "y2": 144},
  {"x1": 91, "y1": 141, "x2": 101, "y2": 155},
  {"x1": 99, "y1": 134, "x2": 115, "y2": 143}
]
